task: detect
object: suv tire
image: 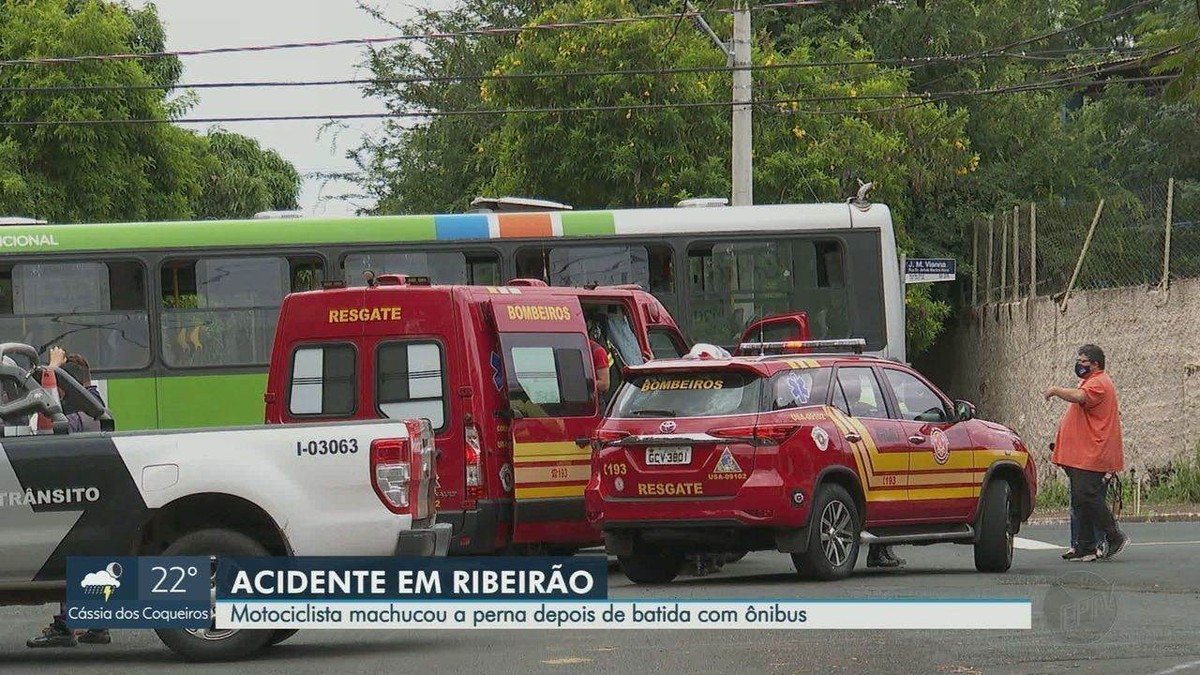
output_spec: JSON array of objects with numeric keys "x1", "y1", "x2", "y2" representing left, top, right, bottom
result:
[
  {"x1": 974, "y1": 479, "x2": 1015, "y2": 573},
  {"x1": 791, "y1": 484, "x2": 860, "y2": 581},
  {"x1": 618, "y1": 549, "x2": 685, "y2": 584}
]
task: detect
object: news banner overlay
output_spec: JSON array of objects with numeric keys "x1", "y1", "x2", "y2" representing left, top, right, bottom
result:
[
  {"x1": 215, "y1": 556, "x2": 607, "y2": 602},
  {"x1": 65, "y1": 556, "x2": 211, "y2": 629},
  {"x1": 210, "y1": 557, "x2": 1029, "y2": 631}
]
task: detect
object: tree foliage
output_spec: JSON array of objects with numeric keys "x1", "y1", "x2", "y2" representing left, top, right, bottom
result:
[
  {"x1": 354, "y1": 0, "x2": 1200, "y2": 356},
  {"x1": 0, "y1": 0, "x2": 301, "y2": 222}
]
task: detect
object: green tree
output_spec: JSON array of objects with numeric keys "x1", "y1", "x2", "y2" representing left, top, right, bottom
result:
[
  {"x1": 191, "y1": 129, "x2": 302, "y2": 219},
  {"x1": 0, "y1": 0, "x2": 301, "y2": 223},
  {"x1": 352, "y1": 1, "x2": 550, "y2": 214},
  {"x1": 0, "y1": 0, "x2": 199, "y2": 222}
]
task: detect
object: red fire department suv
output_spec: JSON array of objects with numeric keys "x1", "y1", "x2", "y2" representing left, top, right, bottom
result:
[
  {"x1": 584, "y1": 339, "x2": 1037, "y2": 583},
  {"x1": 265, "y1": 274, "x2": 688, "y2": 555}
]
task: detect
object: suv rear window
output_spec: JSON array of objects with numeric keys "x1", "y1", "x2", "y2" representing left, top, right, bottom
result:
[{"x1": 611, "y1": 372, "x2": 762, "y2": 418}]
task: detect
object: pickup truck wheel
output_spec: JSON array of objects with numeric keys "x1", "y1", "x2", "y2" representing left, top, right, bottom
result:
[
  {"x1": 974, "y1": 480, "x2": 1015, "y2": 573},
  {"x1": 618, "y1": 550, "x2": 684, "y2": 585},
  {"x1": 791, "y1": 484, "x2": 860, "y2": 581},
  {"x1": 154, "y1": 529, "x2": 276, "y2": 662}
]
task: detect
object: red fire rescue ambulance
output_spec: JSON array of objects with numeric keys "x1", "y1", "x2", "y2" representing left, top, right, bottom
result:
[
  {"x1": 585, "y1": 335, "x2": 1037, "y2": 583},
  {"x1": 264, "y1": 274, "x2": 687, "y2": 554}
]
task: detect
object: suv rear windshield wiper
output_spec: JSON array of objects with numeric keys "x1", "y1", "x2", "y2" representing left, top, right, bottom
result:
[{"x1": 628, "y1": 409, "x2": 677, "y2": 417}]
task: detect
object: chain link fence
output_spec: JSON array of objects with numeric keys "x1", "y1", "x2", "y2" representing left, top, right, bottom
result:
[{"x1": 968, "y1": 180, "x2": 1200, "y2": 303}]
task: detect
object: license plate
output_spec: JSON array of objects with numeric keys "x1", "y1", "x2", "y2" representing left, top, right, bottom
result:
[{"x1": 646, "y1": 446, "x2": 692, "y2": 466}]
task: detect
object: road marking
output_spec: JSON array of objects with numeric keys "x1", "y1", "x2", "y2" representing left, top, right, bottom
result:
[
  {"x1": 1148, "y1": 658, "x2": 1200, "y2": 675},
  {"x1": 1014, "y1": 537, "x2": 1062, "y2": 550},
  {"x1": 542, "y1": 657, "x2": 593, "y2": 665},
  {"x1": 1015, "y1": 537, "x2": 1200, "y2": 551}
]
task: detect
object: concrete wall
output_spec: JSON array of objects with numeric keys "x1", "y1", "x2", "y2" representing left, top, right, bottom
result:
[{"x1": 928, "y1": 279, "x2": 1200, "y2": 482}]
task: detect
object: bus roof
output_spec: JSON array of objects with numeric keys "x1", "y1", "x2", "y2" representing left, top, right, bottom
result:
[{"x1": 0, "y1": 202, "x2": 893, "y2": 255}]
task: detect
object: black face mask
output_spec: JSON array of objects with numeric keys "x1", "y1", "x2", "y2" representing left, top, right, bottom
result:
[{"x1": 1075, "y1": 362, "x2": 1091, "y2": 379}]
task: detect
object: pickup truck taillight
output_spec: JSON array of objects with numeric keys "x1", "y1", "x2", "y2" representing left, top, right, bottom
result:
[
  {"x1": 372, "y1": 424, "x2": 437, "y2": 519},
  {"x1": 464, "y1": 420, "x2": 483, "y2": 503},
  {"x1": 371, "y1": 438, "x2": 412, "y2": 513}
]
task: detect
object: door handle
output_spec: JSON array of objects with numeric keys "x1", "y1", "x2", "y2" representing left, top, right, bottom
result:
[
  {"x1": 575, "y1": 437, "x2": 592, "y2": 448},
  {"x1": 909, "y1": 435, "x2": 926, "y2": 444},
  {"x1": 844, "y1": 432, "x2": 862, "y2": 443}
]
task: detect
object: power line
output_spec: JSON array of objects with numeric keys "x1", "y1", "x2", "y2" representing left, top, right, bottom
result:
[
  {"x1": 0, "y1": 2, "x2": 820, "y2": 69},
  {"x1": 0, "y1": 73, "x2": 1173, "y2": 128},
  {"x1": 0, "y1": 0, "x2": 1157, "y2": 69},
  {"x1": 0, "y1": 47, "x2": 1163, "y2": 96}
]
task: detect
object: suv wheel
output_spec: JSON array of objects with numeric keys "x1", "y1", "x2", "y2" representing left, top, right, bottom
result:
[
  {"x1": 618, "y1": 549, "x2": 685, "y2": 585},
  {"x1": 792, "y1": 484, "x2": 860, "y2": 581},
  {"x1": 974, "y1": 480, "x2": 1015, "y2": 572}
]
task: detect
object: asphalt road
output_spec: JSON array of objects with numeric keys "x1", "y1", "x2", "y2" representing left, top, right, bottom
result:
[{"x1": 2, "y1": 521, "x2": 1199, "y2": 675}]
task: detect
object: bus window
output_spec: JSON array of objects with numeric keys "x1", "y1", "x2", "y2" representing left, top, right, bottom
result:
[
  {"x1": 547, "y1": 246, "x2": 650, "y2": 288},
  {"x1": 342, "y1": 250, "x2": 471, "y2": 285},
  {"x1": 514, "y1": 248, "x2": 549, "y2": 282},
  {"x1": 290, "y1": 257, "x2": 325, "y2": 292},
  {"x1": 791, "y1": 240, "x2": 850, "y2": 340},
  {"x1": 467, "y1": 253, "x2": 501, "y2": 285},
  {"x1": 160, "y1": 256, "x2": 287, "y2": 368},
  {"x1": 0, "y1": 260, "x2": 150, "y2": 370},
  {"x1": 687, "y1": 242, "x2": 790, "y2": 347},
  {"x1": 687, "y1": 239, "x2": 853, "y2": 349}
]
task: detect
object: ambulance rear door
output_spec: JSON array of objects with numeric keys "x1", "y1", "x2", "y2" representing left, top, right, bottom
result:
[{"x1": 491, "y1": 295, "x2": 601, "y2": 548}]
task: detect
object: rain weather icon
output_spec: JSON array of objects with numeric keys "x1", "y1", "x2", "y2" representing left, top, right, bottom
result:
[{"x1": 80, "y1": 562, "x2": 123, "y2": 602}]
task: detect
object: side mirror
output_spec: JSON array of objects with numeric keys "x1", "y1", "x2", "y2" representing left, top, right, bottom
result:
[{"x1": 954, "y1": 400, "x2": 976, "y2": 422}]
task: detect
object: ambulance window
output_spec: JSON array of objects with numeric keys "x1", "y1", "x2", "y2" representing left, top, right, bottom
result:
[
  {"x1": 648, "y1": 329, "x2": 685, "y2": 359},
  {"x1": 833, "y1": 366, "x2": 886, "y2": 419},
  {"x1": 769, "y1": 368, "x2": 831, "y2": 411},
  {"x1": 376, "y1": 341, "x2": 446, "y2": 431},
  {"x1": 883, "y1": 368, "x2": 949, "y2": 422},
  {"x1": 288, "y1": 344, "x2": 356, "y2": 416},
  {"x1": 505, "y1": 338, "x2": 594, "y2": 418}
]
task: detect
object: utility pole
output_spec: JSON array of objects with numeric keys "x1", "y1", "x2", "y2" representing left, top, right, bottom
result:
[
  {"x1": 731, "y1": 1, "x2": 752, "y2": 206},
  {"x1": 684, "y1": 1, "x2": 750, "y2": 205}
]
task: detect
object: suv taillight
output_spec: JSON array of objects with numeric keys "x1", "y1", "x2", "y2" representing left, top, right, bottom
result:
[
  {"x1": 465, "y1": 420, "x2": 483, "y2": 502},
  {"x1": 371, "y1": 438, "x2": 412, "y2": 513},
  {"x1": 711, "y1": 424, "x2": 799, "y2": 445}
]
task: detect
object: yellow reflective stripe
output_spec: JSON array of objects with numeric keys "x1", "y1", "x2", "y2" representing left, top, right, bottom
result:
[
  {"x1": 515, "y1": 465, "x2": 591, "y2": 483},
  {"x1": 910, "y1": 451, "x2": 975, "y2": 471},
  {"x1": 909, "y1": 487, "x2": 976, "y2": 500},
  {"x1": 516, "y1": 485, "x2": 585, "y2": 499},
  {"x1": 513, "y1": 441, "x2": 588, "y2": 461}
]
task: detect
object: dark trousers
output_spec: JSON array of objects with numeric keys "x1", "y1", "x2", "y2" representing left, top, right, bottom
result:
[{"x1": 1066, "y1": 466, "x2": 1118, "y2": 553}]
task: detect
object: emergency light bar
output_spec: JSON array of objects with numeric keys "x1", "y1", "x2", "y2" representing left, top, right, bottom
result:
[{"x1": 738, "y1": 338, "x2": 867, "y2": 354}]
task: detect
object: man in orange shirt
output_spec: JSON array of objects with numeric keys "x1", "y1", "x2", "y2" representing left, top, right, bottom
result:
[{"x1": 1043, "y1": 344, "x2": 1129, "y2": 562}]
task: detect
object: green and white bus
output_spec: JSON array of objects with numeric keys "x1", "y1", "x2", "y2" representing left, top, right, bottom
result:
[{"x1": 0, "y1": 199, "x2": 903, "y2": 431}]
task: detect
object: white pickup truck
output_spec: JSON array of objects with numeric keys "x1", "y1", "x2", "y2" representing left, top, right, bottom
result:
[{"x1": 0, "y1": 342, "x2": 450, "y2": 661}]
